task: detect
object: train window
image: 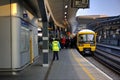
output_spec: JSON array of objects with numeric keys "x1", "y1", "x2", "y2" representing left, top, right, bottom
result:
[
  {"x1": 87, "y1": 34, "x2": 94, "y2": 41},
  {"x1": 79, "y1": 34, "x2": 94, "y2": 42}
]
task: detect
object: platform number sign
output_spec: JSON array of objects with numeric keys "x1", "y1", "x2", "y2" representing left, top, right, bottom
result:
[{"x1": 71, "y1": 0, "x2": 89, "y2": 8}]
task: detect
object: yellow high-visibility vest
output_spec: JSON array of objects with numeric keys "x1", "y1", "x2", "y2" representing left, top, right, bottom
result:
[{"x1": 52, "y1": 41, "x2": 60, "y2": 51}]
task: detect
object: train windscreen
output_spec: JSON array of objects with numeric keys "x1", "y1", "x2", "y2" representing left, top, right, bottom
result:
[{"x1": 78, "y1": 34, "x2": 94, "y2": 43}]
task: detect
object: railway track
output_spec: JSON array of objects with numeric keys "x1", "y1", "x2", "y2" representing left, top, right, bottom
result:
[
  {"x1": 95, "y1": 49, "x2": 120, "y2": 74},
  {"x1": 83, "y1": 51, "x2": 120, "y2": 80}
]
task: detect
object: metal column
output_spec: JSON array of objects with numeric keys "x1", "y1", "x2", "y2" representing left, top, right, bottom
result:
[
  {"x1": 37, "y1": 0, "x2": 49, "y2": 67},
  {"x1": 42, "y1": 22, "x2": 49, "y2": 67}
]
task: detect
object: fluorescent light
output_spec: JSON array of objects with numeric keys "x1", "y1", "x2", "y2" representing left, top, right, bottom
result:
[
  {"x1": 64, "y1": 12, "x2": 67, "y2": 14},
  {"x1": 38, "y1": 33, "x2": 42, "y2": 36},
  {"x1": 38, "y1": 28, "x2": 41, "y2": 31},
  {"x1": 65, "y1": 5, "x2": 68, "y2": 8}
]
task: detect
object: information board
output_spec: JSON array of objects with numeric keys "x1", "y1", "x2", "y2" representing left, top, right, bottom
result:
[{"x1": 71, "y1": 0, "x2": 89, "y2": 8}]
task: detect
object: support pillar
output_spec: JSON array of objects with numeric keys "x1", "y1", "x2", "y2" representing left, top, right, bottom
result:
[
  {"x1": 37, "y1": 0, "x2": 49, "y2": 67},
  {"x1": 42, "y1": 22, "x2": 49, "y2": 67}
]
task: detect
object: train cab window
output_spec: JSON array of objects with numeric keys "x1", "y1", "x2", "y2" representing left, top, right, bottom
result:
[
  {"x1": 79, "y1": 34, "x2": 94, "y2": 43},
  {"x1": 87, "y1": 34, "x2": 94, "y2": 41}
]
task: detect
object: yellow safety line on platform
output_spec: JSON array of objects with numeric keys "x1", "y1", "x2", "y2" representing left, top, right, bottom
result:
[{"x1": 71, "y1": 49, "x2": 95, "y2": 80}]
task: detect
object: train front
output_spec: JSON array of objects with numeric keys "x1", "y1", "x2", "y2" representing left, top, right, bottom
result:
[{"x1": 77, "y1": 29, "x2": 96, "y2": 55}]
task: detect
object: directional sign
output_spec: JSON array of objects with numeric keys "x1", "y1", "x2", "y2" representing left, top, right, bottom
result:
[{"x1": 71, "y1": 0, "x2": 89, "y2": 8}]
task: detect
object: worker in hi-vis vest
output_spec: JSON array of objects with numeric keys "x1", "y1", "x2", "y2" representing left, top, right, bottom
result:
[{"x1": 52, "y1": 38, "x2": 61, "y2": 61}]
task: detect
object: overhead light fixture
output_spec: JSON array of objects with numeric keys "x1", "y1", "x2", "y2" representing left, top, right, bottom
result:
[
  {"x1": 64, "y1": 12, "x2": 67, "y2": 14},
  {"x1": 65, "y1": 5, "x2": 68, "y2": 8},
  {"x1": 38, "y1": 18, "x2": 42, "y2": 22},
  {"x1": 38, "y1": 28, "x2": 42, "y2": 31}
]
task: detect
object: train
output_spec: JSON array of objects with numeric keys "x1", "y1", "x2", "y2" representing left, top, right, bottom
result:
[{"x1": 76, "y1": 29, "x2": 97, "y2": 56}]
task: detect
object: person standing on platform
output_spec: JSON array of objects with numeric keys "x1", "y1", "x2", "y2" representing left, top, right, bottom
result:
[{"x1": 52, "y1": 38, "x2": 61, "y2": 61}]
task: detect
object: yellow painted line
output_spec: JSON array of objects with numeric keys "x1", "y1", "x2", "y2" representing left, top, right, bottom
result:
[{"x1": 71, "y1": 50, "x2": 95, "y2": 80}]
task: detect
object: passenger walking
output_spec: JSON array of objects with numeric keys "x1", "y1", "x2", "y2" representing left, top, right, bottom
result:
[
  {"x1": 52, "y1": 38, "x2": 61, "y2": 61},
  {"x1": 61, "y1": 36, "x2": 66, "y2": 49},
  {"x1": 65, "y1": 37, "x2": 71, "y2": 48}
]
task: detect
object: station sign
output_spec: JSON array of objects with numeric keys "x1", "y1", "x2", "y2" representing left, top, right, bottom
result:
[
  {"x1": 21, "y1": 19, "x2": 29, "y2": 28},
  {"x1": 71, "y1": 0, "x2": 89, "y2": 8}
]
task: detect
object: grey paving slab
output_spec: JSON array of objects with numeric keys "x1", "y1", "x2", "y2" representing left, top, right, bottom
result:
[
  {"x1": 47, "y1": 49, "x2": 91, "y2": 80},
  {"x1": 47, "y1": 49, "x2": 113, "y2": 80},
  {"x1": 0, "y1": 49, "x2": 113, "y2": 80}
]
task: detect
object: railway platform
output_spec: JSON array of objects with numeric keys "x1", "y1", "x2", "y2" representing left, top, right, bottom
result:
[{"x1": 0, "y1": 49, "x2": 113, "y2": 80}]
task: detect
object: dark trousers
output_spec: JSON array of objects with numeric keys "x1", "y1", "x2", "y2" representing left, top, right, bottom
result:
[{"x1": 53, "y1": 51, "x2": 59, "y2": 60}]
